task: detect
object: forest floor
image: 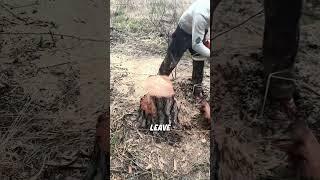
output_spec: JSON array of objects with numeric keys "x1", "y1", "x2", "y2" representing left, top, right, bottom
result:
[{"x1": 0, "y1": 1, "x2": 106, "y2": 179}]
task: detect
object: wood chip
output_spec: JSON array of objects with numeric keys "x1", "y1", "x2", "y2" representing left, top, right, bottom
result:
[
  {"x1": 128, "y1": 165, "x2": 132, "y2": 174},
  {"x1": 145, "y1": 164, "x2": 152, "y2": 170}
]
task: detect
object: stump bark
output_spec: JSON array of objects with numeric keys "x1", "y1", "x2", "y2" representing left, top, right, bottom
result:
[
  {"x1": 137, "y1": 76, "x2": 180, "y2": 132},
  {"x1": 138, "y1": 94, "x2": 180, "y2": 130}
]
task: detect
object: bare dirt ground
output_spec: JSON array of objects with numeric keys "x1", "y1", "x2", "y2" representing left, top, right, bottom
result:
[
  {"x1": 0, "y1": 1, "x2": 106, "y2": 179},
  {"x1": 110, "y1": 0, "x2": 210, "y2": 179},
  {"x1": 212, "y1": 0, "x2": 320, "y2": 179}
]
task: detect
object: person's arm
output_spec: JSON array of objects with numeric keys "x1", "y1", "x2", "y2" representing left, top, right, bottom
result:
[{"x1": 192, "y1": 14, "x2": 210, "y2": 57}]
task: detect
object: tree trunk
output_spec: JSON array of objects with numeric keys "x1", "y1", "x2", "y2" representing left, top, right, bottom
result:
[
  {"x1": 137, "y1": 76, "x2": 181, "y2": 142},
  {"x1": 138, "y1": 94, "x2": 180, "y2": 131}
]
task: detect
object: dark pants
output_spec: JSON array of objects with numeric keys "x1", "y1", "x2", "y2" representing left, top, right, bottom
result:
[
  {"x1": 263, "y1": 0, "x2": 302, "y2": 99},
  {"x1": 158, "y1": 25, "x2": 205, "y2": 85}
]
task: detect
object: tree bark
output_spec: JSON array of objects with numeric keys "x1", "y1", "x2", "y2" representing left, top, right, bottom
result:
[
  {"x1": 137, "y1": 93, "x2": 182, "y2": 145},
  {"x1": 138, "y1": 94, "x2": 180, "y2": 131},
  {"x1": 137, "y1": 75, "x2": 180, "y2": 139}
]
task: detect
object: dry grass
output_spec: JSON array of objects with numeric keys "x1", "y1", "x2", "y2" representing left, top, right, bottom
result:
[
  {"x1": 110, "y1": 62, "x2": 210, "y2": 179},
  {"x1": 0, "y1": 63, "x2": 94, "y2": 179},
  {"x1": 110, "y1": 0, "x2": 192, "y2": 36},
  {"x1": 0, "y1": 3, "x2": 98, "y2": 179}
]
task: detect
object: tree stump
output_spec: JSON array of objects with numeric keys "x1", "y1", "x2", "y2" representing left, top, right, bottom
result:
[
  {"x1": 138, "y1": 94, "x2": 180, "y2": 130},
  {"x1": 137, "y1": 76, "x2": 180, "y2": 138}
]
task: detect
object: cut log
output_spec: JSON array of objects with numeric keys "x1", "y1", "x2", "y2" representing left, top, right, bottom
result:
[{"x1": 137, "y1": 76, "x2": 180, "y2": 134}]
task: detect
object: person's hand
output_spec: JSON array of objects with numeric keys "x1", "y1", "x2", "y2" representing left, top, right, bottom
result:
[
  {"x1": 288, "y1": 121, "x2": 320, "y2": 178},
  {"x1": 204, "y1": 40, "x2": 211, "y2": 49}
]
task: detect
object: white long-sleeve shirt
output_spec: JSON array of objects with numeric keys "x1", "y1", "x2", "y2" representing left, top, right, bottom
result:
[{"x1": 178, "y1": 0, "x2": 210, "y2": 57}]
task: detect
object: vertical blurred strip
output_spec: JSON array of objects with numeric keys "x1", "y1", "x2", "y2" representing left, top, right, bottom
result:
[
  {"x1": 106, "y1": 0, "x2": 111, "y2": 178},
  {"x1": 106, "y1": 0, "x2": 111, "y2": 177},
  {"x1": 210, "y1": 0, "x2": 222, "y2": 179},
  {"x1": 82, "y1": 0, "x2": 110, "y2": 179}
]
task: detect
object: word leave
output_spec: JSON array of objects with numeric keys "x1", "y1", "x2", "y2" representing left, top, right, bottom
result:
[{"x1": 149, "y1": 124, "x2": 171, "y2": 131}]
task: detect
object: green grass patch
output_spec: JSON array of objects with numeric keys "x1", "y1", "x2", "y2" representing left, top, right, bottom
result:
[{"x1": 113, "y1": 9, "x2": 152, "y2": 34}]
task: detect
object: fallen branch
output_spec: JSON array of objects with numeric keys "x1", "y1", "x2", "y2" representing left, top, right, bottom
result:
[{"x1": 38, "y1": 62, "x2": 73, "y2": 71}]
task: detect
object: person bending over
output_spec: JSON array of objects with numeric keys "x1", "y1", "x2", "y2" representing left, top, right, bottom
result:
[{"x1": 158, "y1": 0, "x2": 210, "y2": 103}]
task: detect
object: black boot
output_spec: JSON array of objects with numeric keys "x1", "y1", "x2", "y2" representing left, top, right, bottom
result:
[{"x1": 192, "y1": 60, "x2": 205, "y2": 103}]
